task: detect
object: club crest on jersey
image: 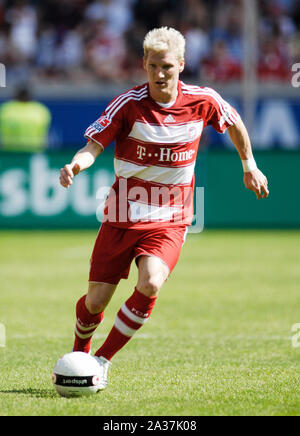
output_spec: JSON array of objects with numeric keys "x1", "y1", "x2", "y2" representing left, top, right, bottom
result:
[
  {"x1": 92, "y1": 116, "x2": 111, "y2": 132},
  {"x1": 188, "y1": 126, "x2": 197, "y2": 139}
]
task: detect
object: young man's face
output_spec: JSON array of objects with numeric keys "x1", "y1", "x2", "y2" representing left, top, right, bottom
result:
[{"x1": 143, "y1": 50, "x2": 184, "y2": 102}]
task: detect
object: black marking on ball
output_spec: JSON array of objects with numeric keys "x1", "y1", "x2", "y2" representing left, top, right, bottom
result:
[{"x1": 53, "y1": 374, "x2": 96, "y2": 387}]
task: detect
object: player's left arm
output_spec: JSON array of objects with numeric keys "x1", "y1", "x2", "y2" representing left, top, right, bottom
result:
[{"x1": 227, "y1": 117, "x2": 269, "y2": 200}]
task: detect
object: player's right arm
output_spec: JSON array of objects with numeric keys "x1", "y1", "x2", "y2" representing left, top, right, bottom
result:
[
  {"x1": 59, "y1": 139, "x2": 103, "y2": 188},
  {"x1": 60, "y1": 86, "x2": 135, "y2": 189}
]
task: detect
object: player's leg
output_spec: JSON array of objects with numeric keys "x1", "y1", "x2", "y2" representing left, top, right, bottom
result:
[
  {"x1": 73, "y1": 222, "x2": 134, "y2": 354},
  {"x1": 136, "y1": 255, "x2": 169, "y2": 297},
  {"x1": 94, "y1": 226, "x2": 187, "y2": 362},
  {"x1": 73, "y1": 282, "x2": 117, "y2": 353},
  {"x1": 85, "y1": 281, "x2": 117, "y2": 314},
  {"x1": 94, "y1": 255, "x2": 168, "y2": 360}
]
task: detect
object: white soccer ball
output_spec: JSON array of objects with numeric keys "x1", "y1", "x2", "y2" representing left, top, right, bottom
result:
[{"x1": 52, "y1": 352, "x2": 102, "y2": 397}]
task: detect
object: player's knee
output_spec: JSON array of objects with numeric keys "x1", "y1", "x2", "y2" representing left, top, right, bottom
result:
[
  {"x1": 138, "y1": 277, "x2": 161, "y2": 297},
  {"x1": 85, "y1": 294, "x2": 108, "y2": 314},
  {"x1": 86, "y1": 282, "x2": 117, "y2": 314},
  {"x1": 85, "y1": 299, "x2": 106, "y2": 315}
]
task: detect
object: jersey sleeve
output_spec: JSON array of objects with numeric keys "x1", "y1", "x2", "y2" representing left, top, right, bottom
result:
[
  {"x1": 204, "y1": 87, "x2": 240, "y2": 134},
  {"x1": 84, "y1": 96, "x2": 125, "y2": 150}
]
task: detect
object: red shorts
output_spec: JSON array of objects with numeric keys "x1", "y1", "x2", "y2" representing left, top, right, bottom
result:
[{"x1": 89, "y1": 223, "x2": 188, "y2": 284}]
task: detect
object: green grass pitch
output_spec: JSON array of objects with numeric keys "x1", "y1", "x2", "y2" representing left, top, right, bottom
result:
[{"x1": 0, "y1": 229, "x2": 300, "y2": 416}]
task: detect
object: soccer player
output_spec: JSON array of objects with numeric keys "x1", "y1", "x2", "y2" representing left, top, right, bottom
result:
[{"x1": 59, "y1": 27, "x2": 269, "y2": 389}]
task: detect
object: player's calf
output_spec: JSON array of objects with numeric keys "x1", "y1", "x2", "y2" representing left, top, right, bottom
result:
[
  {"x1": 73, "y1": 294, "x2": 104, "y2": 353},
  {"x1": 85, "y1": 282, "x2": 117, "y2": 314},
  {"x1": 94, "y1": 287, "x2": 157, "y2": 361},
  {"x1": 73, "y1": 283, "x2": 117, "y2": 353}
]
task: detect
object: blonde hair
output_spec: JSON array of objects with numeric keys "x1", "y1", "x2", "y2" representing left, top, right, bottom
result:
[{"x1": 143, "y1": 27, "x2": 185, "y2": 61}]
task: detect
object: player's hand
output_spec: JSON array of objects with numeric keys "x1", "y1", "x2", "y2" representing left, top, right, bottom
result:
[
  {"x1": 59, "y1": 162, "x2": 80, "y2": 188},
  {"x1": 244, "y1": 168, "x2": 269, "y2": 199}
]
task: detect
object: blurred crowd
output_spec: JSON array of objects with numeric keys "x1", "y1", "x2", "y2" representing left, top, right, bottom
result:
[{"x1": 0, "y1": 0, "x2": 299, "y2": 85}]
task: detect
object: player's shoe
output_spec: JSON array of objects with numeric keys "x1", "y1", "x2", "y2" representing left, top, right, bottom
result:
[{"x1": 93, "y1": 355, "x2": 111, "y2": 390}]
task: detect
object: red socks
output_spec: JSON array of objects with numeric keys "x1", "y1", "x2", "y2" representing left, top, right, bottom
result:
[
  {"x1": 73, "y1": 294, "x2": 104, "y2": 353},
  {"x1": 95, "y1": 288, "x2": 157, "y2": 360},
  {"x1": 73, "y1": 289, "x2": 157, "y2": 360}
]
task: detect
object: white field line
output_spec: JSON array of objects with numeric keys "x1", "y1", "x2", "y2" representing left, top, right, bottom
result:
[
  {"x1": 9, "y1": 332, "x2": 153, "y2": 340},
  {"x1": 9, "y1": 332, "x2": 292, "y2": 341}
]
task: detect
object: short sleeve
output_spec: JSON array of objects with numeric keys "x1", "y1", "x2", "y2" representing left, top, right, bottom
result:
[
  {"x1": 84, "y1": 97, "x2": 124, "y2": 150},
  {"x1": 204, "y1": 87, "x2": 240, "y2": 134}
]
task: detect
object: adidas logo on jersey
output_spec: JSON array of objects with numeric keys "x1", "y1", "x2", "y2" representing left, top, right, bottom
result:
[{"x1": 163, "y1": 114, "x2": 176, "y2": 123}]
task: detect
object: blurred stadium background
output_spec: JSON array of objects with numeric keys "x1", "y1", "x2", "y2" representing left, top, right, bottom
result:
[{"x1": 0, "y1": 0, "x2": 299, "y2": 230}]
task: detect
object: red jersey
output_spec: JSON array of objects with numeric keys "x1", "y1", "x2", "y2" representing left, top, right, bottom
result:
[{"x1": 84, "y1": 80, "x2": 239, "y2": 229}]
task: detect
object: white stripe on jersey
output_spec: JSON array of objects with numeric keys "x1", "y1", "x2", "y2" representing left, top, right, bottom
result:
[
  {"x1": 85, "y1": 126, "x2": 98, "y2": 137},
  {"x1": 128, "y1": 120, "x2": 204, "y2": 144},
  {"x1": 109, "y1": 91, "x2": 148, "y2": 120},
  {"x1": 128, "y1": 200, "x2": 181, "y2": 222},
  {"x1": 105, "y1": 86, "x2": 148, "y2": 119},
  {"x1": 183, "y1": 86, "x2": 239, "y2": 126},
  {"x1": 84, "y1": 88, "x2": 148, "y2": 141},
  {"x1": 105, "y1": 85, "x2": 147, "y2": 114},
  {"x1": 114, "y1": 158, "x2": 195, "y2": 185},
  {"x1": 181, "y1": 83, "x2": 238, "y2": 127},
  {"x1": 182, "y1": 84, "x2": 236, "y2": 125}
]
